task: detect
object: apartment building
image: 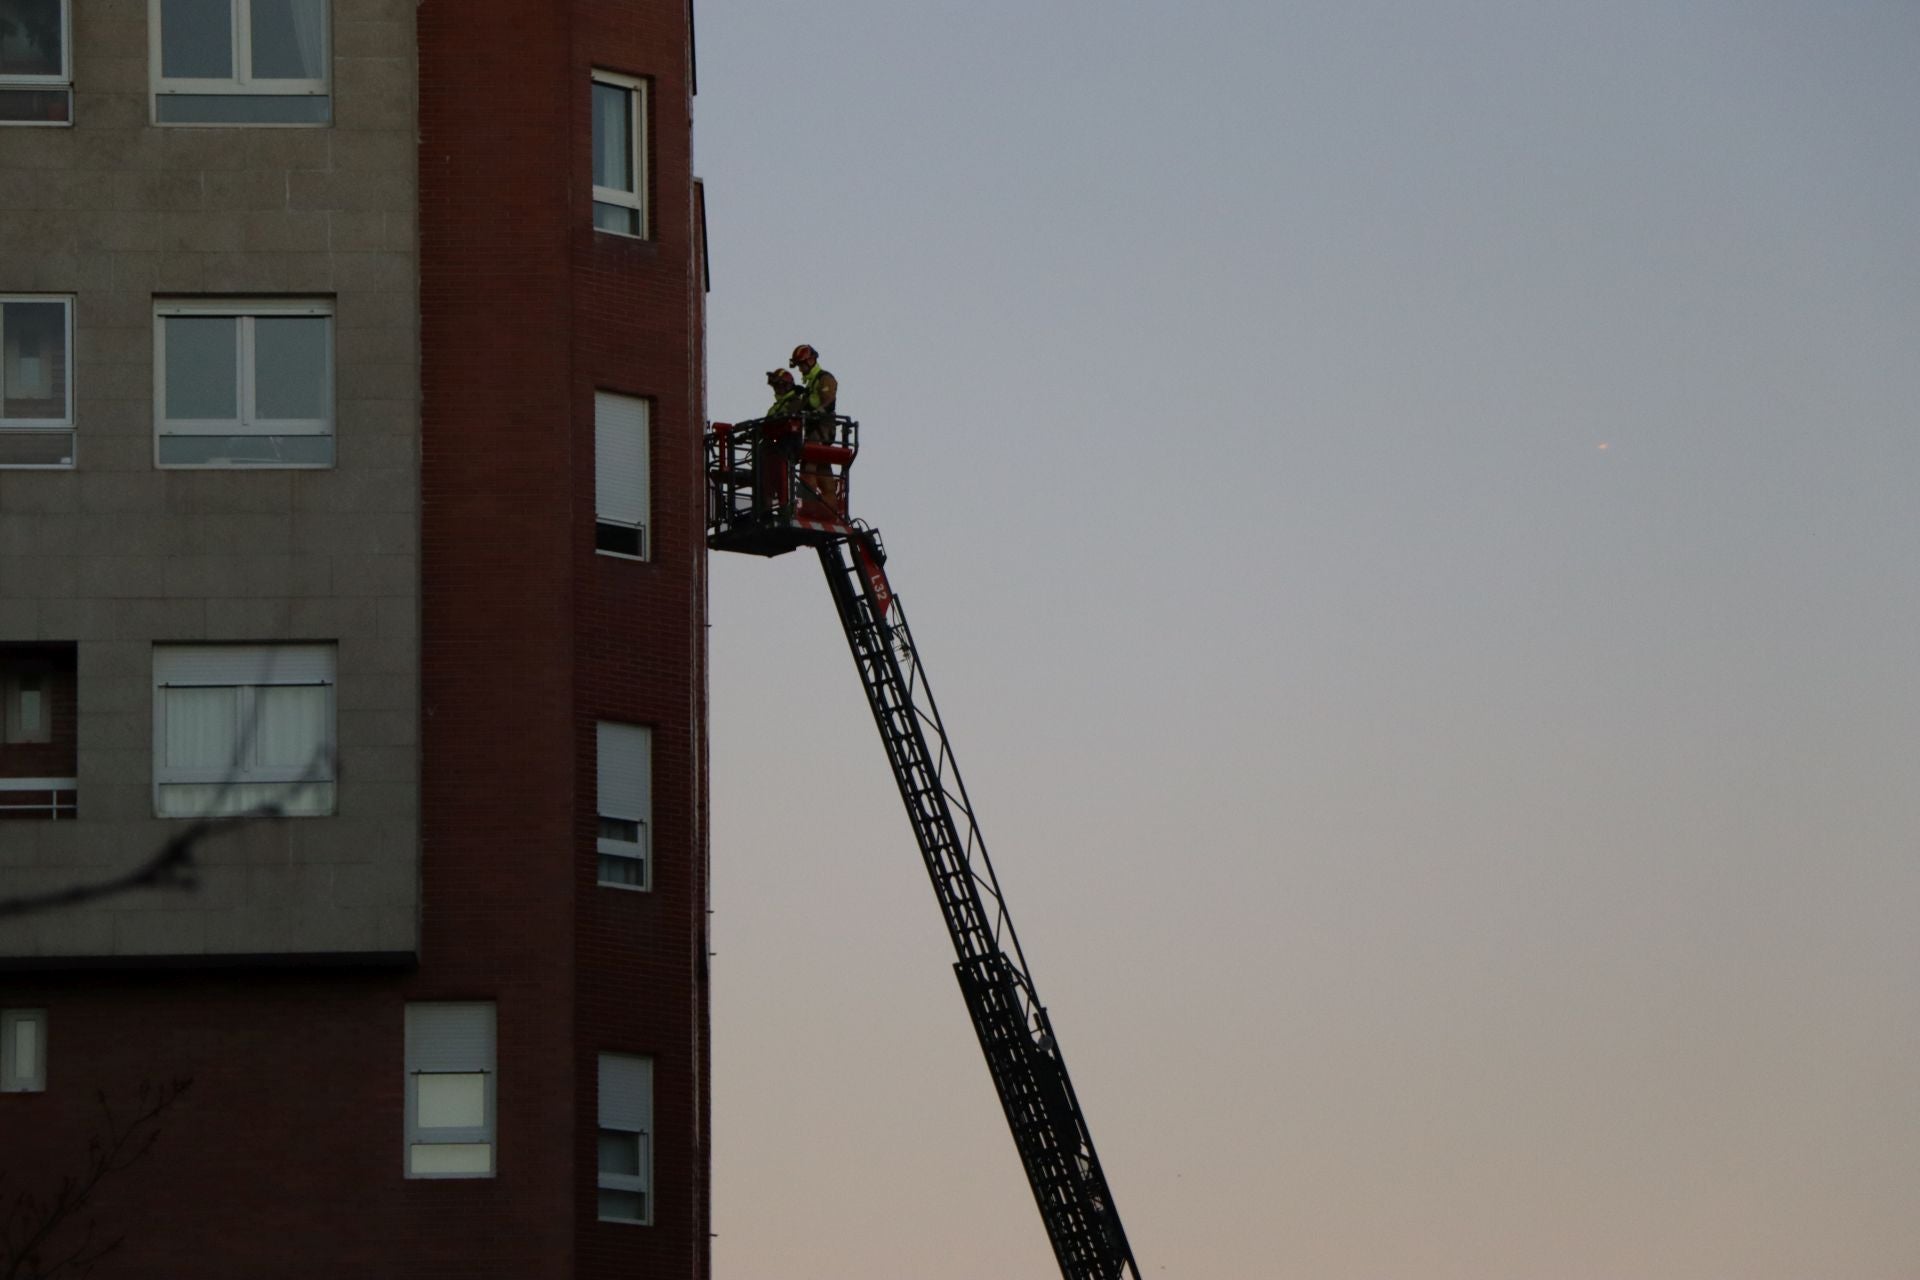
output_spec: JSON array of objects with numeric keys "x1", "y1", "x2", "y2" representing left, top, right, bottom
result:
[{"x1": 0, "y1": 2, "x2": 708, "y2": 1275}]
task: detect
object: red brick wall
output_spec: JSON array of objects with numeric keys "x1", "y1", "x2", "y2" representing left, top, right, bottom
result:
[
  {"x1": 0, "y1": 972, "x2": 693, "y2": 1279},
  {"x1": 0, "y1": 975, "x2": 435, "y2": 1280},
  {"x1": 415, "y1": 0, "x2": 582, "y2": 1271},
  {"x1": 566, "y1": 1, "x2": 709, "y2": 1274},
  {"x1": 417, "y1": 0, "x2": 708, "y2": 1276},
  {"x1": 420, "y1": 0, "x2": 714, "y2": 1274}
]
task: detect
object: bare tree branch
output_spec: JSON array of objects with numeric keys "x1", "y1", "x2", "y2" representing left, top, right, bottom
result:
[
  {"x1": 0, "y1": 732, "x2": 334, "y2": 920},
  {"x1": 0, "y1": 807, "x2": 268, "y2": 920},
  {"x1": 0, "y1": 1077, "x2": 192, "y2": 1280}
]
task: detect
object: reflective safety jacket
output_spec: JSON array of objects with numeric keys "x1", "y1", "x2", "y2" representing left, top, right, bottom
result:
[{"x1": 802, "y1": 364, "x2": 838, "y2": 415}]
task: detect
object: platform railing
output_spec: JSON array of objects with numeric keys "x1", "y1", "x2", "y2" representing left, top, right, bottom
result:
[{"x1": 707, "y1": 413, "x2": 859, "y2": 534}]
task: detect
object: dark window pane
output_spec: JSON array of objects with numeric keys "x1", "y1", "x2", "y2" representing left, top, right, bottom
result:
[
  {"x1": 0, "y1": 87, "x2": 69, "y2": 122},
  {"x1": 155, "y1": 93, "x2": 330, "y2": 124},
  {"x1": 591, "y1": 82, "x2": 631, "y2": 189},
  {"x1": 0, "y1": 430, "x2": 73, "y2": 466},
  {"x1": 598, "y1": 815, "x2": 640, "y2": 842},
  {"x1": 597, "y1": 1189, "x2": 645, "y2": 1222},
  {"x1": 597, "y1": 853, "x2": 644, "y2": 886},
  {"x1": 2, "y1": 299, "x2": 66, "y2": 420},
  {"x1": 249, "y1": 0, "x2": 324, "y2": 80},
  {"x1": 593, "y1": 202, "x2": 640, "y2": 237},
  {"x1": 160, "y1": 0, "x2": 234, "y2": 79},
  {"x1": 163, "y1": 316, "x2": 237, "y2": 420},
  {"x1": 157, "y1": 434, "x2": 333, "y2": 467},
  {"x1": 595, "y1": 521, "x2": 642, "y2": 556},
  {"x1": 253, "y1": 315, "x2": 328, "y2": 420},
  {"x1": 0, "y1": 0, "x2": 63, "y2": 77},
  {"x1": 597, "y1": 1130, "x2": 640, "y2": 1176}
]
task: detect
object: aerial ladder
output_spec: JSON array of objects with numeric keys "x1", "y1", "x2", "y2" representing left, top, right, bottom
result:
[{"x1": 707, "y1": 412, "x2": 1141, "y2": 1280}]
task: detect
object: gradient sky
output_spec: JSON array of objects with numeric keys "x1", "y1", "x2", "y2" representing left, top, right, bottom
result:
[{"x1": 696, "y1": 4, "x2": 1920, "y2": 1276}]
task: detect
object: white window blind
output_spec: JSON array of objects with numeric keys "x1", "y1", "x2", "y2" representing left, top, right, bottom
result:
[
  {"x1": 405, "y1": 1002, "x2": 496, "y2": 1178},
  {"x1": 596, "y1": 722, "x2": 651, "y2": 889},
  {"x1": 152, "y1": 643, "x2": 335, "y2": 817},
  {"x1": 594, "y1": 391, "x2": 649, "y2": 559},
  {"x1": 597, "y1": 1053, "x2": 652, "y2": 1223},
  {"x1": 0, "y1": 1008, "x2": 47, "y2": 1092}
]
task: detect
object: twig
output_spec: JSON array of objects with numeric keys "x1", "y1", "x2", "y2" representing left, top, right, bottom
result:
[
  {"x1": 0, "y1": 809, "x2": 271, "y2": 920},
  {"x1": 1, "y1": 1078, "x2": 192, "y2": 1280},
  {"x1": 0, "y1": 739, "x2": 334, "y2": 920}
]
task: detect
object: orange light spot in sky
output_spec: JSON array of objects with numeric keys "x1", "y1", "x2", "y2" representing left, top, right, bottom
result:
[{"x1": 1597, "y1": 442, "x2": 1611, "y2": 450}]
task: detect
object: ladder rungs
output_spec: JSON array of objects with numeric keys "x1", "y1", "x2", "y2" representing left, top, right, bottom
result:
[{"x1": 816, "y1": 536, "x2": 1137, "y2": 1280}]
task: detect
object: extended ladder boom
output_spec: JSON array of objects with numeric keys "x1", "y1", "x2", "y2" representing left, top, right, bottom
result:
[
  {"x1": 705, "y1": 415, "x2": 1139, "y2": 1277},
  {"x1": 818, "y1": 531, "x2": 1140, "y2": 1280}
]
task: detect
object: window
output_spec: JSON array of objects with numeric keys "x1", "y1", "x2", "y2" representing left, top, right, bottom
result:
[
  {"x1": 591, "y1": 70, "x2": 647, "y2": 237},
  {"x1": 0, "y1": 643, "x2": 76, "y2": 820},
  {"x1": 151, "y1": 0, "x2": 330, "y2": 124},
  {"x1": 155, "y1": 299, "x2": 333, "y2": 467},
  {"x1": 405, "y1": 1003, "x2": 495, "y2": 1178},
  {"x1": 597, "y1": 1053, "x2": 652, "y2": 1223},
  {"x1": 0, "y1": 0, "x2": 70, "y2": 124},
  {"x1": 0, "y1": 295, "x2": 73, "y2": 467},
  {"x1": 596, "y1": 723, "x2": 651, "y2": 889},
  {"x1": 152, "y1": 644, "x2": 335, "y2": 818},
  {"x1": 595, "y1": 392, "x2": 650, "y2": 559},
  {"x1": 1, "y1": 1009, "x2": 46, "y2": 1092}
]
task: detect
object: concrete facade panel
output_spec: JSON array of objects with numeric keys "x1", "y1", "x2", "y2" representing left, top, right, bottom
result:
[
  {"x1": 0, "y1": 0, "x2": 420, "y2": 960},
  {"x1": 240, "y1": 128, "x2": 332, "y2": 173},
  {"x1": 237, "y1": 208, "x2": 331, "y2": 252},
  {"x1": 22, "y1": 904, "x2": 114, "y2": 953},
  {"x1": 203, "y1": 598, "x2": 297, "y2": 635}
]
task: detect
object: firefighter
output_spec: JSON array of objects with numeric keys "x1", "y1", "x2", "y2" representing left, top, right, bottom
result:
[
  {"x1": 789, "y1": 343, "x2": 837, "y2": 416},
  {"x1": 755, "y1": 369, "x2": 805, "y2": 514},
  {"x1": 788, "y1": 344, "x2": 842, "y2": 510},
  {"x1": 765, "y1": 368, "x2": 803, "y2": 417}
]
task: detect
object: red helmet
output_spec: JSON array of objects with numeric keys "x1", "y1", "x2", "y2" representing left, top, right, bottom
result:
[{"x1": 789, "y1": 344, "x2": 817, "y2": 367}]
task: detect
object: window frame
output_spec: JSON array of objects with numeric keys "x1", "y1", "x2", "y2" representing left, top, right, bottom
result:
[
  {"x1": 595, "y1": 722, "x2": 652, "y2": 891},
  {"x1": 153, "y1": 298, "x2": 334, "y2": 469},
  {"x1": 590, "y1": 69, "x2": 648, "y2": 239},
  {"x1": 0, "y1": 0, "x2": 73, "y2": 126},
  {"x1": 0, "y1": 1008, "x2": 47, "y2": 1093},
  {"x1": 0, "y1": 293, "x2": 75, "y2": 468},
  {"x1": 404, "y1": 1002, "x2": 497, "y2": 1180},
  {"x1": 148, "y1": 0, "x2": 331, "y2": 126},
  {"x1": 597, "y1": 1053, "x2": 653, "y2": 1225},
  {"x1": 594, "y1": 390, "x2": 651, "y2": 562},
  {"x1": 151, "y1": 643, "x2": 337, "y2": 818}
]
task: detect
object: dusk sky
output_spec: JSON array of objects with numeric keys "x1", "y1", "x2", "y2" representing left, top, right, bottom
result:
[{"x1": 696, "y1": 4, "x2": 1919, "y2": 1276}]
